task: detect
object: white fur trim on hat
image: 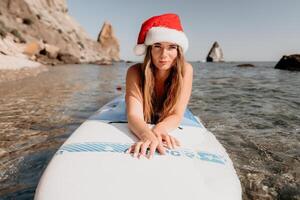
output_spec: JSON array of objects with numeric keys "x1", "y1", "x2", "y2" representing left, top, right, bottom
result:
[
  {"x1": 134, "y1": 27, "x2": 189, "y2": 56},
  {"x1": 134, "y1": 44, "x2": 147, "y2": 56},
  {"x1": 137, "y1": 27, "x2": 189, "y2": 55},
  {"x1": 145, "y1": 27, "x2": 188, "y2": 52}
]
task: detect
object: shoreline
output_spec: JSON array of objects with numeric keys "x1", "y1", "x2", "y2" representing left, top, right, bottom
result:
[{"x1": 0, "y1": 55, "x2": 48, "y2": 83}]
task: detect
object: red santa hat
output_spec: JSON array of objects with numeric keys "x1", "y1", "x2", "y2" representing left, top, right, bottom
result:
[{"x1": 134, "y1": 13, "x2": 189, "y2": 56}]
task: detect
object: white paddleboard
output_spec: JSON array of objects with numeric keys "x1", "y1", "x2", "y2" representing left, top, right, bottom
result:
[{"x1": 35, "y1": 95, "x2": 242, "y2": 200}]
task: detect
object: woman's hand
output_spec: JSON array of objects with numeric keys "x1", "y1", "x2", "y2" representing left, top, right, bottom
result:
[
  {"x1": 126, "y1": 131, "x2": 165, "y2": 159},
  {"x1": 152, "y1": 125, "x2": 180, "y2": 149}
]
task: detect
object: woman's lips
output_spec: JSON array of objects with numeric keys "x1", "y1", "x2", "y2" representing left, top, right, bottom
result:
[{"x1": 159, "y1": 61, "x2": 168, "y2": 64}]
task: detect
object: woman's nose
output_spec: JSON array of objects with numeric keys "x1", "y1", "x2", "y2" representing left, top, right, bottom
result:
[{"x1": 160, "y1": 48, "x2": 168, "y2": 57}]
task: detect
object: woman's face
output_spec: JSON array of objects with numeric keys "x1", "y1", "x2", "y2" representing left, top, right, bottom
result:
[{"x1": 151, "y1": 42, "x2": 178, "y2": 71}]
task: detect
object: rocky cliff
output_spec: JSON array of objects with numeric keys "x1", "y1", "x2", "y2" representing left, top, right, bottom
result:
[
  {"x1": 206, "y1": 41, "x2": 224, "y2": 62},
  {"x1": 0, "y1": 0, "x2": 120, "y2": 69}
]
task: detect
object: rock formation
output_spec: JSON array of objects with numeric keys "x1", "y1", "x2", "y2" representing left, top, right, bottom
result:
[
  {"x1": 97, "y1": 22, "x2": 120, "y2": 62},
  {"x1": 0, "y1": 0, "x2": 120, "y2": 70},
  {"x1": 236, "y1": 64, "x2": 255, "y2": 67},
  {"x1": 206, "y1": 41, "x2": 224, "y2": 62},
  {"x1": 274, "y1": 54, "x2": 300, "y2": 71}
]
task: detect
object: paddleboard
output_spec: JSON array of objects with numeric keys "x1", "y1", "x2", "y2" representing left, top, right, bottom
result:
[{"x1": 35, "y1": 95, "x2": 242, "y2": 200}]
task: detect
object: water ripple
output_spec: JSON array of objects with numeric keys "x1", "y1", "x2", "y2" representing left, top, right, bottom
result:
[{"x1": 0, "y1": 62, "x2": 299, "y2": 199}]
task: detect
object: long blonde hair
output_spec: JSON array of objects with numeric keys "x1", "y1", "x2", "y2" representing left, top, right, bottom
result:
[{"x1": 140, "y1": 45, "x2": 185, "y2": 123}]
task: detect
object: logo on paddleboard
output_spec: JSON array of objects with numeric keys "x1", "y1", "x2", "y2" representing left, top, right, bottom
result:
[{"x1": 56, "y1": 142, "x2": 227, "y2": 165}]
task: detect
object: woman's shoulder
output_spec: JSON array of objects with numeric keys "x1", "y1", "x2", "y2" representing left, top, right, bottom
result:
[
  {"x1": 127, "y1": 63, "x2": 142, "y2": 74},
  {"x1": 126, "y1": 63, "x2": 142, "y2": 81},
  {"x1": 183, "y1": 62, "x2": 193, "y2": 75},
  {"x1": 184, "y1": 62, "x2": 193, "y2": 69}
]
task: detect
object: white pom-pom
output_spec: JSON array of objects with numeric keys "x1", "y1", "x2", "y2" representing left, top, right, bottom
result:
[{"x1": 134, "y1": 44, "x2": 146, "y2": 56}]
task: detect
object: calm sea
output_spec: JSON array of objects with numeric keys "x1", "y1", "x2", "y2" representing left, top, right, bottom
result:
[{"x1": 0, "y1": 62, "x2": 299, "y2": 199}]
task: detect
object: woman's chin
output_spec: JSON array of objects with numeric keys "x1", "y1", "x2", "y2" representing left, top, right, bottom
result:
[{"x1": 156, "y1": 63, "x2": 172, "y2": 70}]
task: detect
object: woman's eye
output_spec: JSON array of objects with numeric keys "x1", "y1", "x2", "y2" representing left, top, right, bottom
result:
[{"x1": 153, "y1": 45, "x2": 161, "y2": 48}]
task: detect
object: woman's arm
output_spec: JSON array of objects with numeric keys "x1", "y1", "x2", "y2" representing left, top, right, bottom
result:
[
  {"x1": 125, "y1": 64, "x2": 150, "y2": 138},
  {"x1": 152, "y1": 62, "x2": 193, "y2": 146},
  {"x1": 125, "y1": 64, "x2": 165, "y2": 158}
]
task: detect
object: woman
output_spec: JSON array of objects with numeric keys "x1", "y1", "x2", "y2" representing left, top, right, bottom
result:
[{"x1": 126, "y1": 13, "x2": 193, "y2": 159}]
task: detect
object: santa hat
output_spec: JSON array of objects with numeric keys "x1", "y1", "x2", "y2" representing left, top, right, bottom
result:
[{"x1": 134, "y1": 13, "x2": 189, "y2": 56}]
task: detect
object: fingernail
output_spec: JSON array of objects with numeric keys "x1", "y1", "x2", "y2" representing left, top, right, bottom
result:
[{"x1": 138, "y1": 153, "x2": 143, "y2": 159}]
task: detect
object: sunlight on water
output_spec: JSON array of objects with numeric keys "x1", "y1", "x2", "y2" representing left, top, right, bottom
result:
[{"x1": 0, "y1": 62, "x2": 299, "y2": 199}]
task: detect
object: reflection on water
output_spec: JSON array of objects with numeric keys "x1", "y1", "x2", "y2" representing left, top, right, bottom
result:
[
  {"x1": 190, "y1": 62, "x2": 300, "y2": 199},
  {"x1": 0, "y1": 62, "x2": 299, "y2": 199},
  {"x1": 0, "y1": 63, "x2": 125, "y2": 199}
]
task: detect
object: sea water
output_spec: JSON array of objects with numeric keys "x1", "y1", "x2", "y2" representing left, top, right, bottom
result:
[{"x1": 0, "y1": 62, "x2": 299, "y2": 199}]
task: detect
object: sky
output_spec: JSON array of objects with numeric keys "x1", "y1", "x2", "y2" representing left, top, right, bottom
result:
[{"x1": 67, "y1": 0, "x2": 300, "y2": 62}]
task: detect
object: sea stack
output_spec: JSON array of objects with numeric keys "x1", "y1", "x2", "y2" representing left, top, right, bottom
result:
[
  {"x1": 206, "y1": 41, "x2": 224, "y2": 62},
  {"x1": 97, "y1": 22, "x2": 120, "y2": 62},
  {"x1": 274, "y1": 54, "x2": 300, "y2": 71}
]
